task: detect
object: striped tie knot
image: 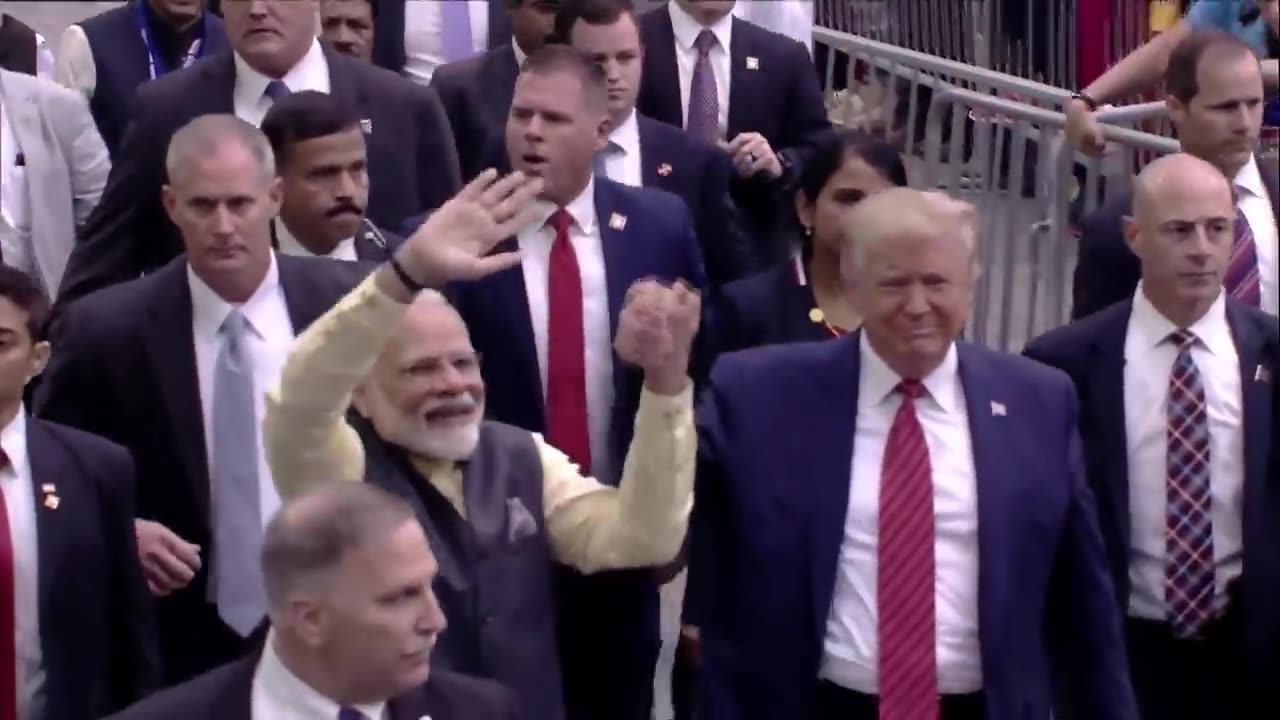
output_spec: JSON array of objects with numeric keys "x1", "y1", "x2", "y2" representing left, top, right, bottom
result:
[
  {"x1": 1166, "y1": 329, "x2": 1198, "y2": 352},
  {"x1": 896, "y1": 379, "x2": 925, "y2": 400}
]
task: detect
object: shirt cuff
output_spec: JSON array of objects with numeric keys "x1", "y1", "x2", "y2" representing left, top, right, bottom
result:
[{"x1": 635, "y1": 382, "x2": 694, "y2": 425}]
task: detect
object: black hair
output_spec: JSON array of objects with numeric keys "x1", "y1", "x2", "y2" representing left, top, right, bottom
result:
[
  {"x1": 260, "y1": 90, "x2": 362, "y2": 170},
  {"x1": 0, "y1": 267, "x2": 48, "y2": 343},
  {"x1": 551, "y1": 0, "x2": 635, "y2": 45}
]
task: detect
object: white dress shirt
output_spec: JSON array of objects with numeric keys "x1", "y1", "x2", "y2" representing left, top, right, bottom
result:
[
  {"x1": 188, "y1": 255, "x2": 297, "y2": 530},
  {"x1": 667, "y1": 1, "x2": 732, "y2": 139},
  {"x1": 0, "y1": 407, "x2": 44, "y2": 720},
  {"x1": 1124, "y1": 289, "x2": 1244, "y2": 621},
  {"x1": 403, "y1": 0, "x2": 491, "y2": 85},
  {"x1": 1234, "y1": 156, "x2": 1278, "y2": 315},
  {"x1": 252, "y1": 631, "x2": 385, "y2": 720},
  {"x1": 232, "y1": 38, "x2": 331, "y2": 126},
  {"x1": 602, "y1": 108, "x2": 643, "y2": 188},
  {"x1": 517, "y1": 177, "x2": 615, "y2": 481},
  {"x1": 731, "y1": 0, "x2": 814, "y2": 53},
  {"x1": 820, "y1": 337, "x2": 983, "y2": 695},
  {"x1": 274, "y1": 220, "x2": 358, "y2": 262}
]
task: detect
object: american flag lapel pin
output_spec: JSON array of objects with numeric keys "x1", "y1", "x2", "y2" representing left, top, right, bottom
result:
[
  {"x1": 990, "y1": 401, "x2": 1007, "y2": 417},
  {"x1": 609, "y1": 212, "x2": 627, "y2": 230},
  {"x1": 657, "y1": 162, "x2": 672, "y2": 176},
  {"x1": 360, "y1": 118, "x2": 373, "y2": 134},
  {"x1": 1256, "y1": 365, "x2": 1272, "y2": 384},
  {"x1": 746, "y1": 56, "x2": 760, "y2": 70}
]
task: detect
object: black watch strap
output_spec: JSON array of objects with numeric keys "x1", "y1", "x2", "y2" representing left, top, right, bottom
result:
[
  {"x1": 388, "y1": 256, "x2": 429, "y2": 292},
  {"x1": 1071, "y1": 92, "x2": 1100, "y2": 111}
]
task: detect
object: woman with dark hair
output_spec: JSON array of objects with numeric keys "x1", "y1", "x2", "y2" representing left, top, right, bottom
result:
[{"x1": 711, "y1": 129, "x2": 908, "y2": 356}]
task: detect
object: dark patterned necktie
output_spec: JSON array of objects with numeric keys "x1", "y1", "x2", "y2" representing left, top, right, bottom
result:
[
  {"x1": 1224, "y1": 186, "x2": 1260, "y2": 307},
  {"x1": 686, "y1": 29, "x2": 720, "y2": 143},
  {"x1": 1164, "y1": 329, "x2": 1215, "y2": 638}
]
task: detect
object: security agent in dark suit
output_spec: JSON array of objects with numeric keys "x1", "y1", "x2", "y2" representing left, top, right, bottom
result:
[
  {"x1": 35, "y1": 116, "x2": 371, "y2": 686},
  {"x1": 54, "y1": 0, "x2": 459, "y2": 310},
  {"x1": 319, "y1": 0, "x2": 377, "y2": 62},
  {"x1": 1027, "y1": 154, "x2": 1280, "y2": 720},
  {"x1": 431, "y1": 0, "x2": 561, "y2": 182},
  {"x1": 56, "y1": 0, "x2": 231, "y2": 158},
  {"x1": 554, "y1": 0, "x2": 759, "y2": 287},
  {"x1": 261, "y1": 90, "x2": 405, "y2": 263},
  {"x1": 106, "y1": 482, "x2": 519, "y2": 720},
  {"x1": 636, "y1": 0, "x2": 830, "y2": 244},
  {"x1": 0, "y1": 267, "x2": 158, "y2": 720},
  {"x1": 1072, "y1": 30, "x2": 1280, "y2": 320}
]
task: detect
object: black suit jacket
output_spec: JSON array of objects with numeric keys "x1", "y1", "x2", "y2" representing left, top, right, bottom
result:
[
  {"x1": 714, "y1": 259, "x2": 830, "y2": 357},
  {"x1": 34, "y1": 254, "x2": 369, "y2": 683},
  {"x1": 371, "y1": 0, "x2": 514, "y2": 74},
  {"x1": 430, "y1": 45, "x2": 520, "y2": 182},
  {"x1": 636, "y1": 114, "x2": 758, "y2": 285},
  {"x1": 24, "y1": 418, "x2": 159, "y2": 720},
  {"x1": 270, "y1": 217, "x2": 405, "y2": 263},
  {"x1": 105, "y1": 651, "x2": 519, "y2": 720},
  {"x1": 635, "y1": 8, "x2": 829, "y2": 243},
  {"x1": 1023, "y1": 298, "x2": 1280, "y2": 699},
  {"x1": 1071, "y1": 158, "x2": 1280, "y2": 320},
  {"x1": 54, "y1": 46, "x2": 459, "y2": 307}
]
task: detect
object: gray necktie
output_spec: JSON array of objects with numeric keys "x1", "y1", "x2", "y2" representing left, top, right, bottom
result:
[
  {"x1": 592, "y1": 140, "x2": 622, "y2": 180},
  {"x1": 440, "y1": 1, "x2": 476, "y2": 62},
  {"x1": 211, "y1": 309, "x2": 266, "y2": 636},
  {"x1": 686, "y1": 29, "x2": 720, "y2": 143}
]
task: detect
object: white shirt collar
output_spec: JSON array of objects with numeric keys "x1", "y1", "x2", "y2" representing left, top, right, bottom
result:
[
  {"x1": 256, "y1": 631, "x2": 385, "y2": 720},
  {"x1": 512, "y1": 37, "x2": 528, "y2": 67},
  {"x1": 275, "y1": 219, "x2": 359, "y2": 262},
  {"x1": 233, "y1": 37, "x2": 328, "y2": 107},
  {"x1": 858, "y1": 333, "x2": 963, "y2": 415},
  {"x1": 1130, "y1": 285, "x2": 1233, "y2": 357},
  {"x1": 187, "y1": 253, "x2": 283, "y2": 341},
  {"x1": 1233, "y1": 155, "x2": 1265, "y2": 200},
  {"x1": 0, "y1": 405, "x2": 28, "y2": 478},
  {"x1": 525, "y1": 175, "x2": 597, "y2": 237},
  {"x1": 608, "y1": 108, "x2": 641, "y2": 159},
  {"x1": 668, "y1": 1, "x2": 733, "y2": 53}
]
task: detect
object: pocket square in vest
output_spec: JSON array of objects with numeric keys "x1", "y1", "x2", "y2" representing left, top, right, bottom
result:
[{"x1": 506, "y1": 497, "x2": 538, "y2": 544}]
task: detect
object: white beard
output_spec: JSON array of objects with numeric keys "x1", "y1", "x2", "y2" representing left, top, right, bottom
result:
[{"x1": 400, "y1": 418, "x2": 481, "y2": 461}]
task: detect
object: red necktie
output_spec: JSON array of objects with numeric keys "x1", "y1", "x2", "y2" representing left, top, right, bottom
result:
[
  {"x1": 544, "y1": 209, "x2": 592, "y2": 473},
  {"x1": 877, "y1": 380, "x2": 938, "y2": 720},
  {"x1": 0, "y1": 447, "x2": 16, "y2": 720}
]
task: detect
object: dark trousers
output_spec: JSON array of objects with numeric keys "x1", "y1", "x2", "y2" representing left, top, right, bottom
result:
[
  {"x1": 1125, "y1": 606, "x2": 1247, "y2": 720},
  {"x1": 815, "y1": 681, "x2": 985, "y2": 720}
]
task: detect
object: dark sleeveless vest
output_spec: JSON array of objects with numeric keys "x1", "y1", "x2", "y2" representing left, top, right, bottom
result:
[
  {"x1": 79, "y1": 3, "x2": 229, "y2": 156},
  {"x1": 351, "y1": 416, "x2": 566, "y2": 720},
  {"x1": 0, "y1": 14, "x2": 37, "y2": 76}
]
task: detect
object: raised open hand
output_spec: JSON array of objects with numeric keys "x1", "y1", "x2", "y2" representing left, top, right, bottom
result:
[{"x1": 396, "y1": 169, "x2": 544, "y2": 287}]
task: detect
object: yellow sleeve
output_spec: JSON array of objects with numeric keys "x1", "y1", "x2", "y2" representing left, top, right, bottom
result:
[
  {"x1": 264, "y1": 273, "x2": 408, "y2": 499},
  {"x1": 540, "y1": 384, "x2": 696, "y2": 574}
]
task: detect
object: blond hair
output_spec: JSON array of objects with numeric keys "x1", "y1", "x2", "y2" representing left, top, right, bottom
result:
[{"x1": 840, "y1": 188, "x2": 978, "y2": 282}]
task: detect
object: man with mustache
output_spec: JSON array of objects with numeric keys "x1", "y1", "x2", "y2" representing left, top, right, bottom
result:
[
  {"x1": 107, "y1": 481, "x2": 519, "y2": 720},
  {"x1": 263, "y1": 168, "x2": 699, "y2": 720},
  {"x1": 261, "y1": 90, "x2": 403, "y2": 263}
]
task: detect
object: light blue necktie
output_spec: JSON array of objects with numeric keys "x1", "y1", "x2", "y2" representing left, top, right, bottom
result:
[
  {"x1": 211, "y1": 309, "x2": 266, "y2": 637},
  {"x1": 593, "y1": 140, "x2": 622, "y2": 180},
  {"x1": 440, "y1": 1, "x2": 476, "y2": 63}
]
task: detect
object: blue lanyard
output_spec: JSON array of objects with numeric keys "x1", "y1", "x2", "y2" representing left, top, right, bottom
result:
[{"x1": 135, "y1": 0, "x2": 206, "y2": 80}]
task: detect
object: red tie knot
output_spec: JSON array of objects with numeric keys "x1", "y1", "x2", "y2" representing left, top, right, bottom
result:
[
  {"x1": 896, "y1": 379, "x2": 925, "y2": 400},
  {"x1": 548, "y1": 208, "x2": 573, "y2": 236}
]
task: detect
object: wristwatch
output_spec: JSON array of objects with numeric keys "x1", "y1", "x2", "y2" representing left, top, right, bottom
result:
[{"x1": 1070, "y1": 92, "x2": 1100, "y2": 111}]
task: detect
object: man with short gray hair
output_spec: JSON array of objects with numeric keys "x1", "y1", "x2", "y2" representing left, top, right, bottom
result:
[
  {"x1": 689, "y1": 187, "x2": 1138, "y2": 720},
  {"x1": 106, "y1": 481, "x2": 519, "y2": 720},
  {"x1": 35, "y1": 115, "x2": 371, "y2": 685}
]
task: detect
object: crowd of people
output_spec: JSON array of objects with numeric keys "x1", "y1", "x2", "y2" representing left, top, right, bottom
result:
[{"x1": 0, "y1": 1, "x2": 1276, "y2": 720}]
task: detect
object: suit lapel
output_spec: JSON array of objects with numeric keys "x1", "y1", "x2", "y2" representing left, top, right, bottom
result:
[
  {"x1": 26, "y1": 420, "x2": 70, "y2": 629},
  {"x1": 483, "y1": 237, "x2": 542, "y2": 417},
  {"x1": 389, "y1": 683, "x2": 434, "y2": 720},
  {"x1": 488, "y1": 0, "x2": 513, "y2": 50},
  {"x1": 354, "y1": 218, "x2": 388, "y2": 262},
  {"x1": 645, "y1": 11, "x2": 685, "y2": 128},
  {"x1": 956, "y1": 344, "x2": 1018, "y2": 675},
  {"x1": 144, "y1": 262, "x2": 210, "y2": 520},
  {"x1": 1087, "y1": 306, "x2": 1133, "y2": 559},
  {"x1": 808, "y1": 335, "x2": 860, "y2": 644},
  {"x1": 726, "y1": 18, "x2": 755, "y2": 140},
  {"x1": 324, "y1": 48, "x2": 361, "y2": 120},
  {"x1": 1226, "y1": 303, "x2": 1275, "y2": 605},
  {"x1": 485, "y1": 47, "x2": 520, "y2": 126},
  {"x1": 277, "y1": 254, "x2": 332, "y2": 332},
  {"x1": 638, "y1": 119, "x2": 660, "y2": 188},
  {"x1": 0, "y1": 74, "x2": 49, "y2": 170}
]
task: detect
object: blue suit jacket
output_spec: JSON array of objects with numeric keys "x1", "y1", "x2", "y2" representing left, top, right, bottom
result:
[
  {"x1": 1023, "y1": 298, "x2": 1280, "y2": 699},
  {"x1": 689, "y1": 334, "x2": 1138, "y2": 720}
]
